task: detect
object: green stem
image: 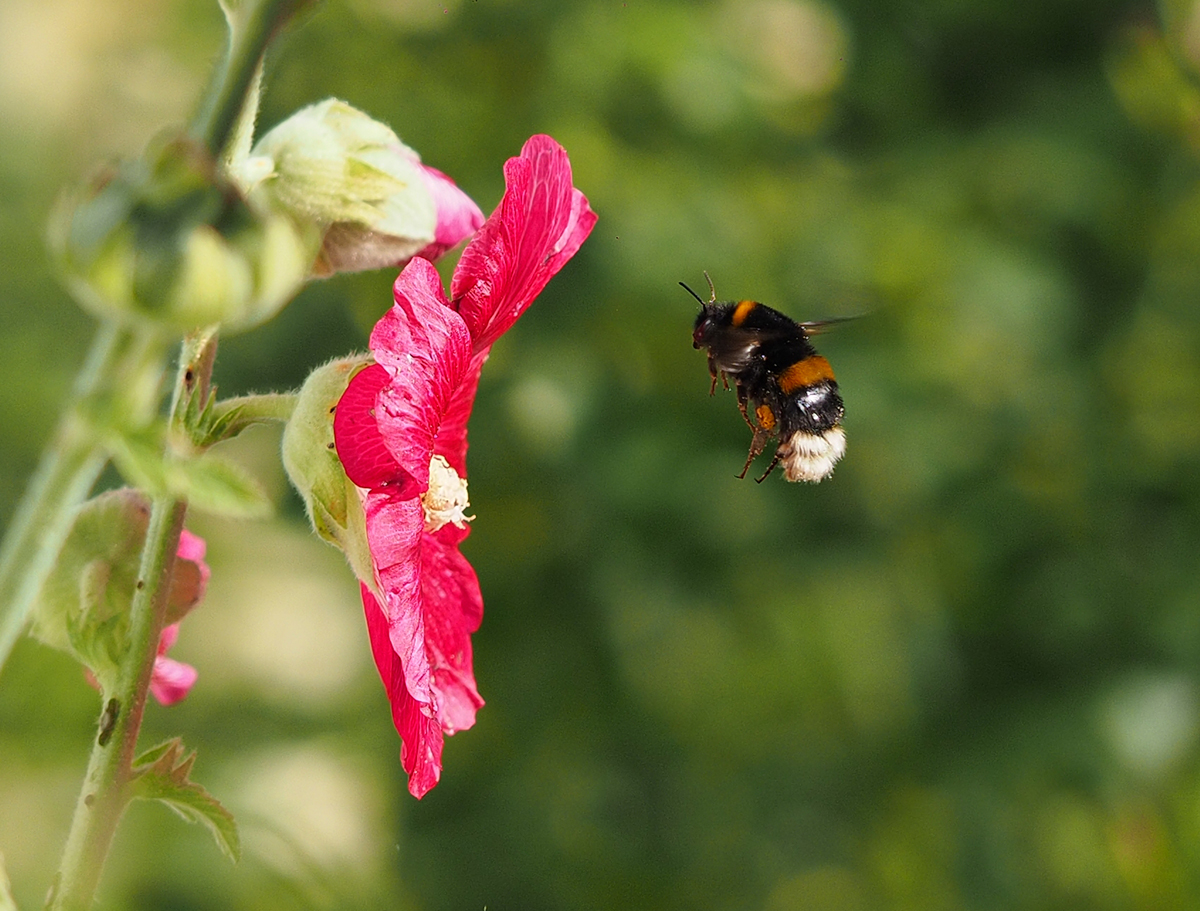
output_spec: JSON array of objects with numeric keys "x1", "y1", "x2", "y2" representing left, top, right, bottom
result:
[
  {"x1": 48, "y1": 333, "x2": 217, "y2": 911},
  {"x1": 188, "y1": 0, "x2": 316, "y2": 157},
  {"x1": 203, "y1": 391, "x2": 297, "y2": 445},
  {"x1": 0, "y1": 324, "x2": 163, "y2": 676},
  {"x1": 47, "y1": 498, "x2": 189, "y2": 911}
]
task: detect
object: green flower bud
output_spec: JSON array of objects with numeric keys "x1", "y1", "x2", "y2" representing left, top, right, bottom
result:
[
  {"x1": 51, "y1": 132, "x2": 317, "y2": 334},
  {"x1": 28, "y1": 489, "x2": 209, "y2": 695},
  {"x1": 235, "y1": 99, "x2": 447, "y2": 274},
  {"x1": 281, "y1": 355, "x2": 374, "y2": 583}
]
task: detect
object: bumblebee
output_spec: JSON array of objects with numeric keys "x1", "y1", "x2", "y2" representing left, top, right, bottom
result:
[{"x1": 685, "y1": 273, "x2": 846, "y2": 483}]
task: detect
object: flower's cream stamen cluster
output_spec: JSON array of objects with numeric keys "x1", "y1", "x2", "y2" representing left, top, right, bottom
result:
[{"x1": 421, "y1": 455, "x2": 474, "y2": 532}]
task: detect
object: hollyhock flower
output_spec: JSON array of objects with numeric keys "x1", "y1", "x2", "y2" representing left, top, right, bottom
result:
[{"x1": 333, "y1": 135, "x2": 596, "y2": 797}]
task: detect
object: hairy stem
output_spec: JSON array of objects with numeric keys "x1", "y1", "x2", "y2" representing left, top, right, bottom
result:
[
  {"x1": 48, "y1": 332, "x2": 218, "y2": 911},
  {"x1": 189, "y1": 0, "x2": 316, "y2": 157}
]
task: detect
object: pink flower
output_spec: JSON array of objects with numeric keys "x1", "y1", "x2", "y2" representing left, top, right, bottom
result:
[
  {"x1": 150, "y1": 528, "x2": 210, "y2": 706},
  {"x1": 334, "y1": 135, "x2": 596, "y2": 797},
  {"x1": 149, "y1": 623, "x2": 198, "y2": 706}
]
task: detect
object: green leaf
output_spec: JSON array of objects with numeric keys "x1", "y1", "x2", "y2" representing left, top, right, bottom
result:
[
  {"x1": 170, "y1": 451, "x2": 272, "y2": 517},
  {"x1": 106, "y1": 426, "x2": 271, "y2": 518},
  {"x1": 27, "y1": 490, "x2": 152, "y2": 691},
  {"x1": 130, "y1": 738, "x2": 240, "y2": 862}
]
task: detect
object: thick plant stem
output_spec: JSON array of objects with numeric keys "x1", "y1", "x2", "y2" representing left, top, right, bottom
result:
[
  {"x1": 48, "y1": 332, "x2": 217, "y2": 911},
  {"x1": 0, "y1": 324, "x2": 160, "y2": 675},
  {"x1": 47, "y1": 497, "x2": 189, "y2": 911}
]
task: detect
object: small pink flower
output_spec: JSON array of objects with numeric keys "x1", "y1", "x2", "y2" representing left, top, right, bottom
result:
[
  {"x1": 148, "y1": 528, "x2": 209, "y2": 706},
  {"x1": 334, "y1": 135, "x2": 596, "y2": 797},
  {"x1": 149, "y1": 623, "x2": 198, "y2": 706}
]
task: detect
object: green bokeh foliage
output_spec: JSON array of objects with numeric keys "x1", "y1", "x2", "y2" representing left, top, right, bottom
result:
[{"x1": 3, "y1": 0, "x2": 1200, "y2": 908}]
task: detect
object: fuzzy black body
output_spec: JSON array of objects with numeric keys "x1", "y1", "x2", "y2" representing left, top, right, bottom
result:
[{"x1": 690, "y1": 287, "x2": 847, "y2": 483}]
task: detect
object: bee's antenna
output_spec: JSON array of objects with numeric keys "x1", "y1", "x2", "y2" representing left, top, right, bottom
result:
[
  {"x1": 680, "y1": 272, "x2": 718, "y2": 305},
  {"x1": 679, "y1": 281, "x2": 705, "y2": 306}
]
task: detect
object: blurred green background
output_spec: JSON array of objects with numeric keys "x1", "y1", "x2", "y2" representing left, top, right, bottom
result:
[{"x1": 4, "y1": 0, "x2": 1200, "y2": 908}]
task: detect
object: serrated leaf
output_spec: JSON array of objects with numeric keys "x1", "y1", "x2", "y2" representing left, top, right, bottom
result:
[
  {"x1": 172, "y1": 452, "x2": 272, "y2": 517},
  {"x1": 131, "y1": 738, "x2": 240, "y2": 862},
  {"x1": 106, "y1": 427, "x2": 271, "y2": 518}
]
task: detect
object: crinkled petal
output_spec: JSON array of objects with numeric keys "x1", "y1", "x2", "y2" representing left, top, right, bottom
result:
[
  {"x1": 361, "y1": 583, "x2": 443, "y2": 798},
  {"x1": 435, "y1": 348, "x2": 488, "y2": 477},
  {"x1": 362, "y1": 487, "x2": 430, "y2": 699},
  {"x1": 451, "y1": 134, "x2": 597, "y2": 351},
  {"x1": 416, "y1": 164, "x2": 485, "y2": 261},
  {"x1": 420, "y1": 525, "x2": 484, "y2": 733},
  {"x1": 334, "y1": 363, "x2": 416, "y2": 494},
  {"x1": 166, "y1": 528, "x2": 210, "y2": 621},
  {"x1": 363, "y1": 486, "x2": 484, "y2": 735},
  {"x1": 370, "y1": 258, "x2": 474, "y2": 491}
]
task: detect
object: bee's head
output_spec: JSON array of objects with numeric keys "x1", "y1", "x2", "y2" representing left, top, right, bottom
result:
[
  {"x1": 682, "y1": 273, "x2": 720, "y2": 349},
  {"x1": 692, "y1": 304, "x2": 724, "y2": 349}
]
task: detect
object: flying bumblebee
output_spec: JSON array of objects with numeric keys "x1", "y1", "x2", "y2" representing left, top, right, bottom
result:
[{"x1": 685, "y1": 273, "x2": 847, "y2": 483}]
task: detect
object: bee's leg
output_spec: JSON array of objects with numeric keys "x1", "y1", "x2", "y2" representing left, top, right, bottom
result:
[
  {"x1": 735, "y1": 385, "x2": 757, "y2": 429},
  {"x1": 736, "y1": 425, "x2": 772, "y2": 479},
  {"x1": 706, "y1": 357, "x2": 723, "y2": 396},
  {"x1": 754, "y1": 450, "x2": 783, "y2": 483}
]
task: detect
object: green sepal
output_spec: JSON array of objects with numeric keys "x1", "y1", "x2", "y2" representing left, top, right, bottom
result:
[
  {"x1": 281, "y1": 355, "x2": 374, "y2": 583},
  {"x1": 27, "y1": 490, "x2": 205, "y2": 693},
  {"x1": 130, "y1": 738, "x2": 240, "y2": 862},
  {"x1": 105, "y1": 425, "x2": 272, "y2": 518},
  {"x1": 193, "y1": 392, "x2": 298, "y2": 449}
]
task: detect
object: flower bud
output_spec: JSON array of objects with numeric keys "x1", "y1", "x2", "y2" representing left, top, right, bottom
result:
[
  {"x1": 28, "y1": 489, "x2": 210, "y2": 696},
  {"x1": 51, "y1": 132, "x2": 317, "y2": 334},
  {"x1": 236, "y1": 99, "x2": 483, "y2": 274},
  {"x1": 281, "y1": 355, "x2": 375, "y2": 583}
]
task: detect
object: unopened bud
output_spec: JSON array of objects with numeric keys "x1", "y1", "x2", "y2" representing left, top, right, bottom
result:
[{"x1": 238, "y1": 99, "x2": 482, "y2": 274}]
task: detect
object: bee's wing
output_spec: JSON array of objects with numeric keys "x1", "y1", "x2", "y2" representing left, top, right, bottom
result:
[{"x1": 797, "y1": 315, "x2": 860, "y2": 336}]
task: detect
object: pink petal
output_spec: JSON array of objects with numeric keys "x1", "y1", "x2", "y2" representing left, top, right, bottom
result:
[
  {"x1": 420, "y1": 525, "x2": 484, "y2": 733},
  {"x1": 158, "y1": 623, "x2": 181, "y2": 654},
  {"x1": 415, "y1": 164, "x2": 485, "y2": 261},
  {"x1": 361, "y1": 583, "x2": 443, "y2": 798},
  {"x1": 149, "y1": 624, "x2": 198, "y2": 706},
  {"x1": 435, "y1": 348, "x2": 488, "y2": 477},
  {"x1": 363, "y1": 488, "x2": 483, "y2": 745},
  {"x1": 150, "y1": 656, "x2": 199, "y2": 706},
  {"x1": 451, "y1": 135, "x2": 597, "y2": 352},
  {"x1": 369, "y1": 258, "x2": 474, "y2": 490},
  {"x1": 362, "y1": 487, "x2": 428, "y2": 699},
  {"x1": 176, "y1": 529, "x2": 210, "y2": 589},
  {"x1": 334, "y1": 363, "x2": 413, "y2": 493}
]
